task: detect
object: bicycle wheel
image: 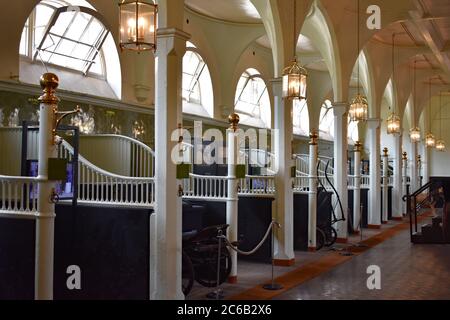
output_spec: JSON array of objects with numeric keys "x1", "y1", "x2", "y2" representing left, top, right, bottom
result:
[
  {"x1": 182, "y1": 251, "x2": 194, "y2": 296},
  {"x1": 316, "y1": 228, "x2": 326, "y2": 251},
  {"x1": 195, "y1": 248, "x2": 232, "y2": 288},
  {"x1": 324, "y1": 226, "x2": 337, "y2": 247}
]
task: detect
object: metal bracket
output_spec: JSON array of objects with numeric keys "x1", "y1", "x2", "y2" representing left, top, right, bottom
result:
[{"x1": 52, "y1": 105, "x2": 81, "y2": 144}]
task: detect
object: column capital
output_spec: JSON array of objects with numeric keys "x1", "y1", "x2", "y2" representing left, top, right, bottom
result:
[
  {"x1": 402, "y1": 151, "x2": 408, "y2": 160},
  {"x1": 383, "y1": 147, "x2": 389, "y2": 156},
  {"x1": 156, "y1": 27, "x2": 191, "y2": 41},
  {"x1": 366, "y1": 118, "x2": 381, "y2": 130},
  {"x1": 331, "y1": 102, "x2": 348, "y2": 117},
  {"x1": 354, "y1": 141, "x2": 362, "y2": 152}
]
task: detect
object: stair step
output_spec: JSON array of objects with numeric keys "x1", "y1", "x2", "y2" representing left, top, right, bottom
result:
[{"x1": 412, "y1": 232, "x2": 425, "y2": 243}]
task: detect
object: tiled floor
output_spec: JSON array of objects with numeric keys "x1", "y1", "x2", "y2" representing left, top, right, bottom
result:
[
  {"x1": 276, "y1": 218, "x2": 450, "y2": 300},
  {"x1": 187, "y1": 218, "x2": 417, "y2": 300}
]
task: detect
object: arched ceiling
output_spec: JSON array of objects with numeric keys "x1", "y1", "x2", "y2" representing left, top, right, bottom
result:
[
  {"x1": 185, "y1": 0, "x2": 261, "y2": 24},
  {"x1": 255, "y1": 34, "x2": 328, "y2": 71}
]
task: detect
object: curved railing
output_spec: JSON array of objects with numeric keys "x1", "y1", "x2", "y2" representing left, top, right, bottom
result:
[
  {"x1": 0, "y1": 175, "x2": 40, "y2": 218},
  {"x1": 61, "y1": 140, "x2": 155, "y2": 208},
  {"x1": 294, "y1": 154, "x2": 334, "y2": 176},
  {"x1": 79, "y1": 134, "x2": 155, "y2": 177}
]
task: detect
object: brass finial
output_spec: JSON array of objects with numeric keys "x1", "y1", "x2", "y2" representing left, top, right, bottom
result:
[
  {"x1": 228, "y1": 113, "x2": 240, "y2": 132},
  {"x1": 383, "y1": 147, "x2": 388, "y2": 156},
  {"x1": 354, "y1": 141, "x2": 362, "y2": 152},
  {"x1": 38, "y1": 73, "x2": 60, "y2": 104},
  {"x1": 309, "y1": 130, "x2": 318, "y2": 145},
  {"x1": 402, "y1": 151, "x2": 407, "y2": 160}
]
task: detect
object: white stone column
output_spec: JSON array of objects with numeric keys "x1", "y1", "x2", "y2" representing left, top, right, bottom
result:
[
  {"x1": 402, "y1": 152, "x2": 408, "y2": 215},
  {"x1": 226, "y1": 115, "x2": 239, "y2": 283},
  {"x1": 422, "y1": 147, "x2": 430, "y2": 185},
  {"x1": 382, "y1": 147, "x2": 389, "y2": 223},
  {"x1": 35, "y1": 73, "x2": 58, "y2": 300},
  {"x1": 367, "y1": 118, "x2": 381, "y2": 228},
  {"x1": 151, "y1": 27, "x2": 189, "y2": 300},
  {"x1": 271, "y1": 78, "x2": 295, "y2": 266},
  {"x1": 353, "y1": 141, "x2": 362, "y2": 232},
  {"x1": 410, "y1": 141, "x2": 418, "y2": 192},
  {"x1": 417, "y1": 154, "x2": 422, "y2": 187},
  {"x1": 308, "y1": 131, "x2": 318, "y2": 251},
  {"x1": 332, "y1": 102, "x2": 349, "y2": 242},
  {"x1": 392, "y1": 133, "x2": 403, "y2": 220}
]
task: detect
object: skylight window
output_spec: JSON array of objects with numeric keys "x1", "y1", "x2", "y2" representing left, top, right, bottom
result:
[{"x1": 34, "y1": 7, "x2": 108, "y2": 75}]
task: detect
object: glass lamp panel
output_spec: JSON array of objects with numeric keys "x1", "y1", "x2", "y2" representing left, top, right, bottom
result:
[
  {"x1": 120, "y1": 2, "x2": 138, "y2": 47},
  {"x1": 138, "y1": 2, "x2": 156, "y2": 45}
]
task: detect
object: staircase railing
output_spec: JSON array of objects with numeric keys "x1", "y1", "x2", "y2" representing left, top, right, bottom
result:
[{"x1": 404, "y1": 181, "x2": 438, "y2": 243}]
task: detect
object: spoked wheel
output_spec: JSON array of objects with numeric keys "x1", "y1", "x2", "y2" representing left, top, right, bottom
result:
[
  {"x1": 316, "y1": 228, "x2": 326, "y2": 251},
  {"x1": 182, "y1": 250, "x2": 194, "y2": 296},
  {"x1": 194, "y1": 248, "x2": 232, "y2": 288},
  {"x1": 324, "y1": 226, "x2": 338, "y2": 247}
]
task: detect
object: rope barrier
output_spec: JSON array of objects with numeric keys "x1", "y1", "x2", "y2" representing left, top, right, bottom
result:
[{"x1": 219, "y1": 220, "x2": 281, "y2": 256}]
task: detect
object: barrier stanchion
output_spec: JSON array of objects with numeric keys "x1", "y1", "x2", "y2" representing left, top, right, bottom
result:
[
  {"x1": 355, "y1": 204, "x2": 368, "y2": 248},
  {"x1": 206, "y1": 227, "x2": 225, "y2": 300},
  {"x1": 263, "y1": 220, "x2": 283, "y2": 291}
]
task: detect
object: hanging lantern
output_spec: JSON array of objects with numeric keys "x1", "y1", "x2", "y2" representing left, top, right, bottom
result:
[
  {"x1": 119, "y1": 0, "x2": 157, "y2": 52},
  {"x1": 436, "y1": 140, "x2": 446, "y2": 152},
  {"x1": 349, "y1": 94, "x2": 368, "y2": 122},
  {"x1": 425, "y1": 133, "x2": 436, "y2": 148},
  {"x1": 410, "y1": 127, "x2": 421, "y2": 142},
  {"x1": 386, "y1": 112, "x2": 401, "y2": 135},
  {"x1": 282, "y1": 59, "x2": 308, "y2": 100}
]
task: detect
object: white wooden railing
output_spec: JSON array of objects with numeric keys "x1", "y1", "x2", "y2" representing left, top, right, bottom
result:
[
  {"x1": 182, "y1": 174, "x2": 231, "y2": 201},
  {"x1": 0, "y1": 175, "x2": 40, "y2": 218},
  {"x1": 60, "y1": 141, "x2": 155, "y2": 208},
  {"x1": 79, "y1": 134, "x2": 155, "y2": 177},
  {"x1": 294, "y1": 154, "x2": 334, "y2": 176},
  {"x1": 238, "y1": 175, "x2": 275, "y2": 197},
  {"x1": 348, "y1": 175, "x2": 370, "y2": 190}
]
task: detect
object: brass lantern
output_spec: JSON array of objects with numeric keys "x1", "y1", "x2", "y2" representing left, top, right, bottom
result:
[
  {"x1": 386, "y1": 112, "x2": 401, "y2": 135},
  {"x1": 282, "y1": 59, "x2": 308, "y2": 100},
  {"x1": 425, "y1": 133, "x2": 436, "y2": 148},
  {"x1": 349, "y1": 94, "x2": 368, "y2": 122},
  {"x1": 119, "y1": 0, "x2": 157, "y2": 52},
  {"x1": 436, "y1": 140, "x2": 445, "y2": 152},
  {"x1": 410, "y1": 127, "x2": 421, "y2": 143}
]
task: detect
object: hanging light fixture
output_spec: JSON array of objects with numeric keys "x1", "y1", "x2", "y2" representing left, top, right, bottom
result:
[
  {"x1": 349, "y1": 0, "x2": 368, "y2": 122},
  {"x1": 387, "y1": 33, "x2": 401, "y2": 135},
  {"x1": 410, "y1": 127, "x2": 421, "y2": 142},
  {"x1": 436, "y1": 91, "x2": 446, "y2": 151},
  {"x1": 282, "y1": 0, "x2": 308, "y2": 100},
  {"x1": 119, "y1": 0, "x2": 158, "y2": 52},
  {"x1": 410, "y1": 59, "x2": 421, "y2": 142},
  {"x1": 425, "y1": 81, "x2": 436, "y2": 148}
]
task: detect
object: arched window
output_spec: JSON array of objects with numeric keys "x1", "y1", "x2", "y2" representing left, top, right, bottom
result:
[
  {"x1": 319, "y1": 100, "x2": 334, "y2": 140},
  {"x1": 19, "y1": 0, "x2": 121, "y2": 99},
  {"x1": 293, "y1": 100, "x2": 309, "y2": 136},
  {"x1": 319, "y1": 100, "x2": 359, "y2": 142},
  {"x1": 348, "y1": 119, "x2": 359, "y2": 143},
  {"x1": 234, "y1": 68, "x2": 271, "y2": 128},
  {"x1": 182, "y1": 42, "x2": 214, "y2": 118}
]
